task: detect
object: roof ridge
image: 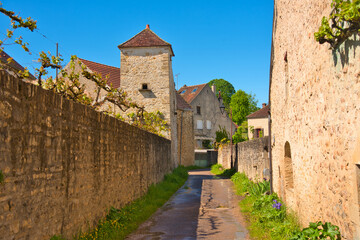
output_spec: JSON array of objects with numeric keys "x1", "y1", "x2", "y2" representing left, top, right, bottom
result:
[
  {"x1": 79, "y1": 58, "x2": 120, "y2": 69},
  {"x1": 178, "y1": 83, "x2": 207, "y2": 90},
  {"x1": 118, "y1": 28, "x2": 171, "y2": 48}
]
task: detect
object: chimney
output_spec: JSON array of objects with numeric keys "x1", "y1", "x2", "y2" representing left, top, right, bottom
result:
[
  {"x1": 262, "y1": 103, "x2": 267, "y2": 108},
  {"x1": 146, "y1": 24, "x2": 150, "y2": 29},
  {"x1": 211, "y1": 85, "x2": 216, "y2": 94}
]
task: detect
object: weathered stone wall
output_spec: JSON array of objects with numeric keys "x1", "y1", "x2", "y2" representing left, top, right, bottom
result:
[
  {"x1": 270, "y1": 1, "x2": 360, "y2": 238},
  {"x1": 177, "y1": 109, "x2": 195, "y2": 166},
  {"x1": 0, "y1": 71, "x2": 173, "y2": 239},
  {"x1": 217, "y1": 144, "x2": 235, "y2": 169},
  {"x1": 120, "y1": 46, "x2": 178, "y2": 166},
  {"x1": 237, "y1": 138, "x2": 269, "y2": 181},
  {"x1": 217, "y1": 139, "x2": 269, "y2": 181}
]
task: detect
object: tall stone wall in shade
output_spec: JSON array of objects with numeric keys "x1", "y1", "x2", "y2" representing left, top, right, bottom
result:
[
  {"x1": 270, "y1": 1, "x2": 360, "y2": 238},
  {"x1": 237, "y1": 138, "x2": 269, "y2": 181},
  {"x1": 0, "y1": 71, "x2": 173, "y2": 239}
]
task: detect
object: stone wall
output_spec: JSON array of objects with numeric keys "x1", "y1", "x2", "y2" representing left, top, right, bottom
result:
[
  {"x1": 177, "y1": 109, "x2": 195, "y2": 166},
  {"x1": 217, "y1": 144, "x2": 235, "y2": 169},
  {"x1": 270, "y1": 1, "x2": 360, "y2": 238},
  {"x1": 0, "y1": 71, "x2": 173, "y2": 239},
  {"x1": 237, "y1": 138, "x2": 269, "y2": 181},
  {"x1": 217, "y1": 139, "x2": 269, "y2": 181}
]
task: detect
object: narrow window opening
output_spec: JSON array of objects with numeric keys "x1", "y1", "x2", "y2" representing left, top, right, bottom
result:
[
  {"x1": 196, "y1": 106, "x2": 201, "y2": 115},
  {"x1": 142, "y1": 83, "x2": 148, "y2": 90}
]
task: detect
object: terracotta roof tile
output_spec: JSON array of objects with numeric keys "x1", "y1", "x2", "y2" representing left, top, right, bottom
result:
[
  {"x1": 118, "y1": 26, "x2": 174, "y2": 56},
  {"x1": 79, "y1": 58, "x2": 120, "y2": 88},
  {"x1": 177, "y1": 84, "x2": 207, "y2": 104},
  {"x1": 247, "y1": 104, "x2": 270, "y2": 119},
  {"x1": 0, "y1": 51, "x2": 36, "y2": 79},
  {"x1": 176, "y1": 92, "x2": 192, "y2": 110}
]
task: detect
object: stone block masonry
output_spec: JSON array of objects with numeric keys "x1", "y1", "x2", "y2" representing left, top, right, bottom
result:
[
  {"x1": 0, "y1": 71, "x2": 173, "y2": 239},
  {"x1": 237, "y1": 138, "x2": 269, "y2": 181},
  {"x1": 217, "y1": 138, "x2": 269, "y2": 181},
  {"x1": 270, "y1": 1, "x2": 360, "y2": 238}
]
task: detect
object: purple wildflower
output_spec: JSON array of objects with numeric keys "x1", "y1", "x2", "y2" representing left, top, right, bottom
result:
[
  {"x1": 263, "y1": 177, "x2": 267, "y2": 181},
  {"x1": 272, "y1": 201, "x2": 282, "y2": 210}
]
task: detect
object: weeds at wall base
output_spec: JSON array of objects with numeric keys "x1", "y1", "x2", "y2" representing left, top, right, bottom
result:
[{"x1": 51, "y1": 166, "x2": 189, "y2": 240}]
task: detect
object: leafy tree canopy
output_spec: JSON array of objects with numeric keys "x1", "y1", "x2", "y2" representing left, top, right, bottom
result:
[
  {"x1": 208, "y1": 79, "x2": 235, "y2": 110},
  {"x1": 232, "y1": 121, "x2": 249, "y2": 144},
  {"x1": 230, "y1": 90, "x2": 259, "y2": 126}
]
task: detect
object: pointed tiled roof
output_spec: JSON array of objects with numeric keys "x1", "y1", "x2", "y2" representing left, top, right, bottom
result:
[
  {"x1": 247, "y1": 104, "x2": 270, "y2": 119},
  {"x1": 176, "y1": 92, "x2": 192, "y2": 110},
  {"x1": 0, "y1": 51, "x2": 36, "y2": 79},
  {"x1": 177, "y1": 83, "x2": 207, "y2": 104},
  {"x1": 118, "y1": 25, "x2": 174, "y2": 56},
  {"x1": 79, "y1": 58, "x2": 120, "y2": 88}
]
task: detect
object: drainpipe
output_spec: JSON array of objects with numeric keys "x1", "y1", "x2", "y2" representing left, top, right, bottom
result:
[
  {"x1": 268, "y1": 0, "x2": 276, "y2": 194},
  {"x1": 179, "y1": 111, "x2": 184, "y2": 166}
]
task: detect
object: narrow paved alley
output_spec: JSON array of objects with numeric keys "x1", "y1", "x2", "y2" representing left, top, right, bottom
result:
[{"x1": 126, "y1": 169, "x2": 249, "y2": 240}]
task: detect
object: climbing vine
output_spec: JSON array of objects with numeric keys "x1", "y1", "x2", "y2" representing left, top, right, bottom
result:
[{"x1": 315, "y1": 0, "x2": 360, "y2": 49}]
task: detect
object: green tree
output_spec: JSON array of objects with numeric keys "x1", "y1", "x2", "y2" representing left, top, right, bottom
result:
[
  {"x1": 232, "y1": 121, "x2": 249, "y2": 143},
  {"x1": 230, "y1": 90, "x2": 259, "y2": 125},
  {"x1": 208, "y1": 79, "x2": 235, "y2": 110}
]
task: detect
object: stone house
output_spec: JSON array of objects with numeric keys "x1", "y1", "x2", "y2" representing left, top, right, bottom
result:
[
  {"x1": 269, "y1": 1, "x2": 360, "y2": 239},
  {"x1": 246, "y1": 103, "x2": 269, "y2": 139},
  {"x1": 62, "y1": 25, "x2": 194, "y2": 166},
  {"x1": 178, "y1": 83, "x2": 236, "y2": 149}
]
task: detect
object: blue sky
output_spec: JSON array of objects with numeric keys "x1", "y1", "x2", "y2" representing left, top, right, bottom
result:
[{"x1": 1, "y1": 0, "x2": 274, "y2": 107}]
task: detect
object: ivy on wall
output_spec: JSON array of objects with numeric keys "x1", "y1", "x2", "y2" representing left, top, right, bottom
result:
[{"x1": 315, "y1": 0, "x2": 360, "y2": 49}]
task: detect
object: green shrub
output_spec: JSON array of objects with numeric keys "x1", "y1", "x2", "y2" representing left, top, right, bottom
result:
[
  {"x1": 290, "y1": 221, "x2": 341, "y2": 240},
  {"x1": 210, "y1": 164, "x2": 225, "y2": 175},
  {"x1": 248, "y1": 180, "x2": 270, "y2": 196}
]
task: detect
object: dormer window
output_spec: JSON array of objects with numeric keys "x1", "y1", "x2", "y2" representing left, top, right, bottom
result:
[
  {"x1": 180, "y1": 90, "x2": 186, "y2": 94},
  {"x1": 192, "y1": 88, "x2": 198, "y2": 93}
]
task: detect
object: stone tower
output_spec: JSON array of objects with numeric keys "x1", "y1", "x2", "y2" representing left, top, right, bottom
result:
[{"x1": 118, "y1": 25, "x2": 178, "y2": 166}]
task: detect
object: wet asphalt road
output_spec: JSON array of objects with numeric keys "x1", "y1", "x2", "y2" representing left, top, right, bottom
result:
[{"x1": 126, "y1": 169, "x2": 249, "y2": 240}]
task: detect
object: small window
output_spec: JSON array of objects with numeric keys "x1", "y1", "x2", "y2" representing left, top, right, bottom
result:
[
  {"x1": 196, "y1": 120, "x2": 203, "y2": 129},
  {"x1": 192, "y1": 88, "x2": 198, "y2": 93},
  {"x1": 196, "y1": 106, "x2": 201, "y2": 115},
  {"x1": 142, "y1": 83, "x2": 148, "y2": 90},
  {"x1": 180, "y1": 90, "x2": 186, "y2": 94},
  {"x1": 206, "y1": 120, "x2": 211, "y2": 129}
]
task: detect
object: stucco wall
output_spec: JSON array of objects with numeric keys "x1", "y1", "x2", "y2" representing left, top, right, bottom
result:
[
  {"x1": 0, "y1": 71, "x2": 173, "y2": 239},
  {"x1": 270, "y1": 1, "x2": 360, "y2": 238},
  {"x1": 177, "y1": 109, "x2": 195, "y2": 166},
  {"x1": 248, "y1": 118, "x2": 269, "y2": 139}
]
